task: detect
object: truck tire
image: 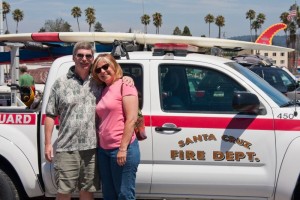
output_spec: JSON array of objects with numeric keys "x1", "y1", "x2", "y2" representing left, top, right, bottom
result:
[{"x1": 0, "y1": 168, "x2": 20, "y2": 200}]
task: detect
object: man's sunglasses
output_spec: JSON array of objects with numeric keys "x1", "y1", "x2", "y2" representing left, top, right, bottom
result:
[
  {"x1": 95, "y1": 64, "x2": 110, "y2": 74},
  {"x1": 76, "y1": 53, "x2": 93, "y2": 59}
]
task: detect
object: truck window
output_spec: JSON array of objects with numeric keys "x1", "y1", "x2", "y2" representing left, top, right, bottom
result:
[
  {"x1": 159, "y1": 64, "x2": 246, "y2": 113},
  {"x1": 119, "y1": 63, "x2": 143, "y2": 109}
]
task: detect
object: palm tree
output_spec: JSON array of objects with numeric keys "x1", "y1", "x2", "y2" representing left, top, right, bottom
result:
[
  {"x1": 256, "y1": 13, "x2": 266, "y2": 33},
  {"x1": 215, "y1": 15, "x2": 225, "y2": 38},
  {"x1": 204, "y1": 14, "x2": 214, "y2": 37},
  {"x1": 152, "y1": 12, "x2": 162, "y2": 34},
  {"x1": 12, "y1": 9, "x2": 24, "y2": 33},
  {"x1": 280, "y1": 12, "x2": 289, "y2": 46},
  {"x1": 85, "y1": 7, "x2": 96, "y2": 32},
  {"x1": 3, "y1": 1, "x2": 10, "y2": 33},
  {"x1": 251, "y1": 20, "x2": 261, "y2": 41},
  {"x1": 246, "y1": 9, "x2": 256, "y2": 42},
  {"x1": 141, "y1": 14, "x2": 150, "y2": 34},
  {"x1": 71, "y1": 6, "x2": 82, "y2": 32}
]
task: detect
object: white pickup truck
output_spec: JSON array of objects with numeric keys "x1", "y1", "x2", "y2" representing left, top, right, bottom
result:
[{"x1": 0, "y1": 32, "x2": 300, "y2": 200}]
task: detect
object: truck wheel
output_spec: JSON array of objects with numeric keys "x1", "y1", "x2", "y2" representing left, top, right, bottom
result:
[{"x1": 0, "y1": 168, "x2": 20, "y2": 200}]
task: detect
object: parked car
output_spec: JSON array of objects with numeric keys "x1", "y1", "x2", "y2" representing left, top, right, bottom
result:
[
  {"x1": 249, "y1": 65, "x2": 299, "y2": 96},
  {"x1": 231, "y1": 54, "x2": 274, "y2": 67},
  {"x1": 287, "y1": 87, "x2": 300, "y2": 101},
  {"x1": 231, "y1": 54, "x2": 299, "y2": 98}
]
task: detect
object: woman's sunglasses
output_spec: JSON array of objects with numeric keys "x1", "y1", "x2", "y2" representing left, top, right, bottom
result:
[
  {"x1": 95, "y1": 63, "x2": 110, "y2": 74},
  {"x1": 76, "y1": 53, "x2": 93, "y2": 59}
]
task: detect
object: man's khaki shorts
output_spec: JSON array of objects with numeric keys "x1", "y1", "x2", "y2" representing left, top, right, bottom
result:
[{"x1": 54, "y1": 149, "x2": 100, "y2": 194}]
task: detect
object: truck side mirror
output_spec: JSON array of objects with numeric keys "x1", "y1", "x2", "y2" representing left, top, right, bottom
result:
[{"x1": 232, "y1": 91, "x2": 260, "y2": 114}]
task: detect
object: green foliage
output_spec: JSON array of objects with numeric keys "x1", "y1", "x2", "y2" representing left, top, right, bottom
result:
[
  {"x1": 182, "y1": 26, "x2": 192, "y2": 36},
  {"x1": 71, "y1": 6, "x2": 82, "y2": 31},
  {"x1": 85, "y1": 7, "x2": 96, "y2": 32},
  {"x1": 215, "y1": 15, "x2": 225, "y2": 38},
  {"x1": 141, "y1": 14, "x2": 150, "y2": 33},
  {"x1": 152, "y1": 12, "x2": 162, "y2": 34},
  {"x1": 42, "y1": 18, "x2": 72, "y2": 32},
  {"x1": 204, "y1": 14, "x2": 214, "y2": 37},
  {"x1": 2, "y1": 1, "x2": 10, "y2": 32},
  {"x1": 94, "y1": 22, "x2": 104, "y2": 32},
  {"x1": 12, "y1": 8, "x2": 24, "y2": 33},
  {"x1": 173, "y1": 26, "x2": 181, "y2": 35}
]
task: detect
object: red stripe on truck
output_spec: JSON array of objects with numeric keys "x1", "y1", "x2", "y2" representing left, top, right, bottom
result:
[
  {"x1": 151, "y1": 116, "x2": 273, "y2": 130},
  {"x1": 31, "y1": 32, "x2": 61, "y2": 42},
  {"x1": 152, "y1": 116, "x2": 300, "y2": 131},
  {"x1": 41, "y1": 114, "x2": 300, "y2": 131}
]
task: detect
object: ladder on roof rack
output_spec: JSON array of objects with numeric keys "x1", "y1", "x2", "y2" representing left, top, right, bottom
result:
[{"x1": 3, "y1": 42, "x2": 24, "y2": 106}]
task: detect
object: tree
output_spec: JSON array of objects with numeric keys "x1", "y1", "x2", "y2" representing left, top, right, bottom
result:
[
  {"x1": 141, "y1": 14, "x2": 150, "y2": 34},
  {"x1": 42, "y1": 18, "x2": 72, "y2": 32},
  {"x1": 215, "y1": 15, "x2": 225, "y2": 38},
  {"x1": 182, "y1": 26, "x2": 192, "y2": 36},
  {"x1": 128, "y1": 28, "x2": 132, "y2": 33},
  {"x1": 71, "y1": 6, "x2": 82, "y2": 32},
  {"x1": 204, "y1": 14, "x2": 214, "y2": 37},
  {"x1": 39, "y1": 27, "x2": 46, "y2": 32},
  {"x1": 85, "y1": 7, "x2": 96, "y2": 32},
  {"x1": 152, "y1": 12, "x2": 162, "y2": 34},
  {"x1": 280, "y1": 12, "x2": 289, "y2": 46},
  {"x1": 246, "y1": 9, "x2": 256, "y2": 42},
  {"x1": 256, "y1": 13, "x2": 266, "y2": 33},
  {"x1": 94, "y1": 21, "x2": 104, "y2": 32},
  {"x1": 251, "y1": 20, "x2": 261, "y2": 40},
  {"x1": 173, "y1": 26, "x2": 181, "y2": 35},
  {"x1": 2, "y1": 1, "x2": 10, "y2": 33},
  {"x1": 12, "y1": 9, "x2": 24, "y2": 33}
]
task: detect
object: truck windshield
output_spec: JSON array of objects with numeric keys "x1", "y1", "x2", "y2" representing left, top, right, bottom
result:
[{"x1": 225, "y1": 62, "x2": 290, "y2": 106}]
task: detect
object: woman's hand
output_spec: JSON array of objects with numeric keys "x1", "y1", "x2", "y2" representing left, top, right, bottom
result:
[{"x1": 117, "y1": 150, "x2": 127, "y2": 166}]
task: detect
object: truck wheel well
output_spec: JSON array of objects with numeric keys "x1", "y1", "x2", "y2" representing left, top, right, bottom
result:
[
  {"x1": 293, "y1": 174, "x2": 300, "y2": 200},
  {"x1": 0, "y1": 155, "x2": 29, "y2": 199}
]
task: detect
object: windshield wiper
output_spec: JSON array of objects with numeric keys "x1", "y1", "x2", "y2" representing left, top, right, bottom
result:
[{"x1": 281, "y1": 100, "x2": 297, "y2": 107}]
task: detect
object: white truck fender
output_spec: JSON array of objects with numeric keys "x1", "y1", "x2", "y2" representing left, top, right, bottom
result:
[
  {"x1": 275, "y1": 137, "x2": 300, "y2": 200},
  {"x1": 0, "y1": 136, "x2": 44, "y2": 197}
]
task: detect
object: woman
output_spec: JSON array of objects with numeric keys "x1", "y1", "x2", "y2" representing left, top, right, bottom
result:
[{"x1": 92, "y1": 53, "x2": 140, "y2": 200}]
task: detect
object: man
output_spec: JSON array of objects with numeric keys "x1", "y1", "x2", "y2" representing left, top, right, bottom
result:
[
  {"x1": 19, "y1": 65, "x2": 35, "y2": 91},
  {"x1": 44, "y1": 42, "x2": 99, "y2": 200},
  {"x1": 44, "y1": 42, "x2": 133, "y2": 200},
  {"x1": 19, "y1": 65, "x2": 35, "y2": 106}
]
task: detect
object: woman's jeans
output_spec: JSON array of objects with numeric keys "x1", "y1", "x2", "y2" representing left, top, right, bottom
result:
[{"x1": 98, "y1": 139, "x2": 140, "y2": 200}]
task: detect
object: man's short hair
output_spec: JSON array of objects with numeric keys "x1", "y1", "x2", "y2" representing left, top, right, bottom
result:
[
  {"x1": 73, "y1": 42, "x2": 95, "y2": 56},
  {"x1": 19, "y1": 65, "x2": 28, "y2": 73}
]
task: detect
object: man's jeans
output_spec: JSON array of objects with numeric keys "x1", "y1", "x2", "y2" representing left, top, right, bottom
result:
[{"x1": 98, "y1": 139, "x2": 140, "y2": 200}]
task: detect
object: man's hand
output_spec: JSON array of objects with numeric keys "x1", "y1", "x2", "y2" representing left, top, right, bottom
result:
[
  {"x1": 122, "y1": 76, "x2": 135, "y2": 86},
  {"x1": 45, "y1": 144, "x2": 53, "y2": 162},
  {"x1": 44, "y1": 116, "x2": 55, "y2": 162}
]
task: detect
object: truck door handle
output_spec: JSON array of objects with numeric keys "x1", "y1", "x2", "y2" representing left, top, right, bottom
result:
[{"x1": 155, "y1": 127, "x2": 182, "y2": 131}]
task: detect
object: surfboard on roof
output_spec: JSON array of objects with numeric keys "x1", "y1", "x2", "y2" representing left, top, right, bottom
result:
[{"x1": 0, "y1": 32, "x2": 294, "y2": 52}]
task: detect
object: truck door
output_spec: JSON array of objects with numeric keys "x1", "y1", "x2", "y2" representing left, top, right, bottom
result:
[
  {"x1": 40, "y1": 59, "x2": 74, "y2": 195},
  {"x1": 119, "y1": 60, "x2": 152, "y2": 194},
  {"x1": 149, "y1": 60, "x2": 276, "y2": 198}
]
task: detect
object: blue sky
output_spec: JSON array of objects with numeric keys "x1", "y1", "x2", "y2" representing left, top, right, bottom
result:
[{"x1": 3, "y1": 0, "x2": 297, "y2": 38}]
